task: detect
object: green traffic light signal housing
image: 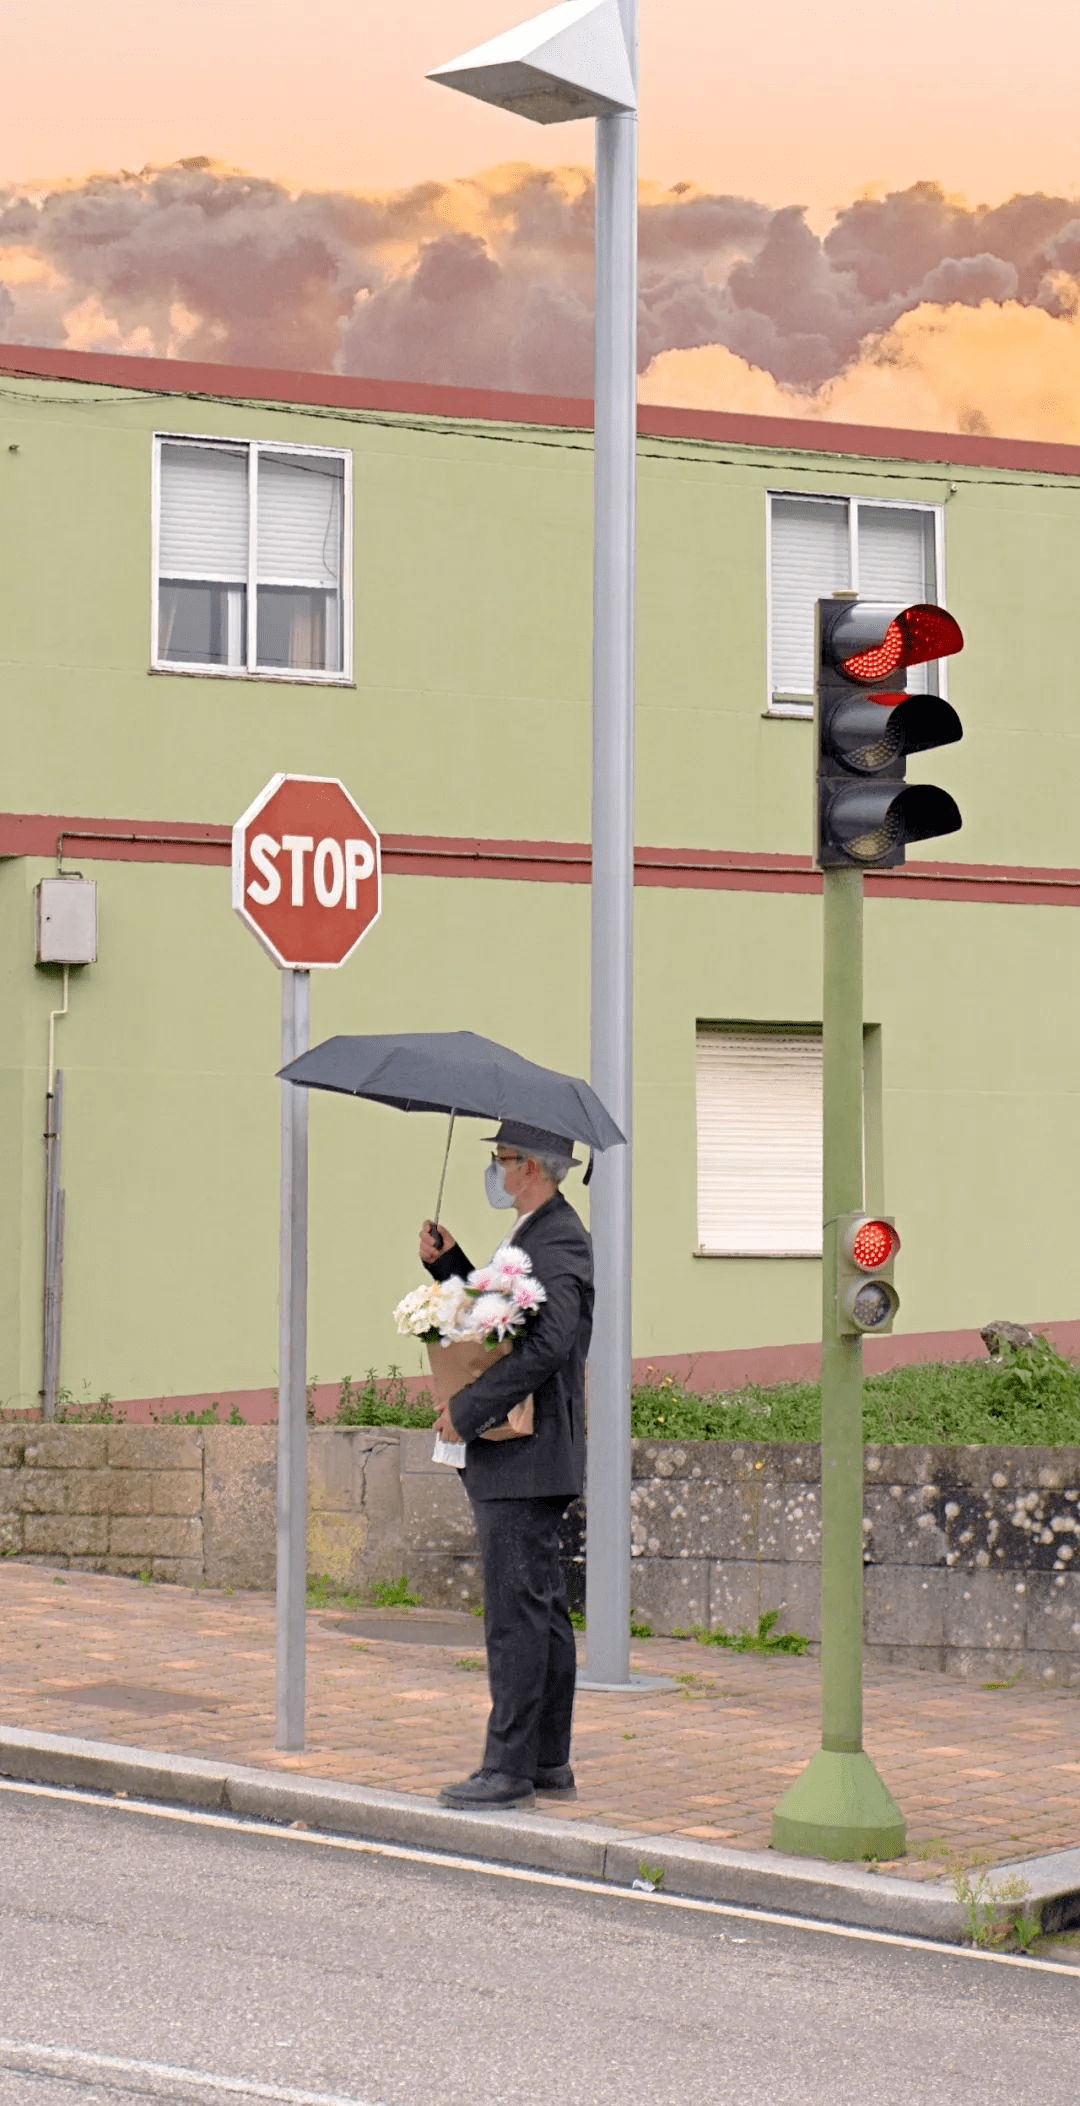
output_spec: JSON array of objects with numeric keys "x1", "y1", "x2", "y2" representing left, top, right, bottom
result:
[
  {"x1": 816, "y1": 597, "x2": 965, "y2": 869},
  {"x1": 836, "y1": 1212, "x2": 900, "y2": 1336}
]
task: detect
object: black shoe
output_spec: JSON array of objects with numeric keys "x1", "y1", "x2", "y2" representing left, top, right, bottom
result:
[
  {"x1": 439, "y1": 1768, "x2": 536, "y2": 1810},
  {"x1": 534, "y1": 1764, "x2": 577, "y2": 1798}
]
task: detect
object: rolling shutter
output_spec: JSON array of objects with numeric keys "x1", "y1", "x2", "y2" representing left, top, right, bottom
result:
[
  {"x1": 696, "y1": 1025, "x2": 823, "y2": 1255},
  {"x1": 257, "y1": 453, "x2": 343, "y2": 588},
  {"x1": 158, "y1": 443, "x2": 248, "y2": 580},
  {"x1": 769, "y1": 496, "x2": 849, "y2": 698}
]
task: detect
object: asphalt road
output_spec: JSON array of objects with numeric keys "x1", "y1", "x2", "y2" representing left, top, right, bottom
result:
[{"x1": 0, "y1": 1784, "x2": 1077, "y2": 2106}]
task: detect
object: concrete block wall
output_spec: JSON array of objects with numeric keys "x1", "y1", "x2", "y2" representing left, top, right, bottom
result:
[
  {"x1": 0, "y1": 1425, "x2": 205, "y2": 1582},
  {"x1": 627, "y1": 1440, "x2": 1080, "y2": 1687},
  {"x1": 0, "y1": 1424, "x2": 409, "y2": 1594},
  {"x1": 2, "y1": 1425, "x2": 1078, "y2": 1684}
]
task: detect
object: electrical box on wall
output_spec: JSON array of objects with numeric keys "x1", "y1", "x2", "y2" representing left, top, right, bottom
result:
[{"x1": 35, "y1": 877, "x2": 98, "y2": 964}]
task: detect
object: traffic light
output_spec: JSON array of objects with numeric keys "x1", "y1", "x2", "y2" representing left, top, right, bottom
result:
[
  {"x1": 816, "y1": 598, "x2": 964, "y2": 868},
  {"x1": 836, "y1": 1213, "x2": 900, "y2": 1335}
]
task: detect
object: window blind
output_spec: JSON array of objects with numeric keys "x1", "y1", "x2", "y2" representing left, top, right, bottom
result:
[
  {"x1": 769, "y1": 496, "x2": 849, "y2": 697},
  {"x1": 257, "y1": 453, "x2": 343, "y2": 588},
  {"x1": 857, "y1": 504, "x2": 936, "y2": 692},
  {"x1": 159, "y1": 443, "x2": 248, "y2": 581},
  {"x1": 696, "y1": 1025, "x2": 823, "y2": 1255}
]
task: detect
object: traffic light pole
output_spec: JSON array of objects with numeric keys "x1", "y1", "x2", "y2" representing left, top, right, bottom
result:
[{"x1": 771, "y1": 868, "x2": 906, "y2": 1859}]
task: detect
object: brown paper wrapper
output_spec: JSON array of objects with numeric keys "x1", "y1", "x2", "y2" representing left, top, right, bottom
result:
[{"x1": 425, "y1": 1336, "x2": 534, "y2": 1442}]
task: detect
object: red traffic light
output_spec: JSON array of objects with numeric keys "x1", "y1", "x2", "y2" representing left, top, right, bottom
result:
[
  {"x1": 850, "y1": 1218, "x2": 901, "y2": 1270},
  {"x1": 828, "y1": 603, "x2": 964, "y2": 685}
]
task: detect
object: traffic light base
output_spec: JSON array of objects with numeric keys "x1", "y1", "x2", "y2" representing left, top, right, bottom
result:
[{"x1": 770, "y1": 1747, "x2": 906, "y2": 1862}]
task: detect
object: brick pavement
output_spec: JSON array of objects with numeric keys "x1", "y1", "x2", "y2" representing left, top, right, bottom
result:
[{"x1": 2, "y1": 1561, "x2": 1078, "y2": 1875}]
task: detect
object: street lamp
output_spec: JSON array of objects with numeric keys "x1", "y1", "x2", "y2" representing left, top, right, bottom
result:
[{"x1": 429, "y1": 0, "x2": 642, "y2": 1688}]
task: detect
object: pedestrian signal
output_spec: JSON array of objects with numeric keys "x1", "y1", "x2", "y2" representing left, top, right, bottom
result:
[{"x1": 836, "y1": 1213, "x2": 900, "y2": 1336}]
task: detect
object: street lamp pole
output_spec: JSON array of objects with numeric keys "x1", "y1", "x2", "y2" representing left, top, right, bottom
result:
[
  {"x1": 429, "y1": 0, "x2": 642, "y2": 1687},
  {"x1": 584, "y1": 0, "x2": 638, "y2": 1686}
]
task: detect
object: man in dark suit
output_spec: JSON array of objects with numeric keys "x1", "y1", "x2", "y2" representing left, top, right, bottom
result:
[{"x1": 419, "y1": 1120, "x2": 593, "y2": 1810}]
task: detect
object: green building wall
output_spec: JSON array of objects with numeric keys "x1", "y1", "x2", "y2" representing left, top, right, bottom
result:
[{"x1": 2, "y1": 363, "x2": 1079, "y2": 1411}]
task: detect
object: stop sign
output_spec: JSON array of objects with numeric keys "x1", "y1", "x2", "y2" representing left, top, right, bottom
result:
[{"x1": 231, "y1": 773, "x2": 381, "y2": 969}]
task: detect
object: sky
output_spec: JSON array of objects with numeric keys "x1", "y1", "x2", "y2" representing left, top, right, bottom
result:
[{"x1": 3, "y1": 0, "x2": 1080, "y2": 438}]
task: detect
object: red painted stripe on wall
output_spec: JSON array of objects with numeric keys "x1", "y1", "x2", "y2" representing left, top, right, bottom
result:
[{"x1": 5, "y1": 812, "x2": 1080, "y2": 906}]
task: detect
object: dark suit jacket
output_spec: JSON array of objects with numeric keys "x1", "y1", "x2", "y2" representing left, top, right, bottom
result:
[{"x1": 424, "y1": 1192, "x2": 593, "y2": 1501}]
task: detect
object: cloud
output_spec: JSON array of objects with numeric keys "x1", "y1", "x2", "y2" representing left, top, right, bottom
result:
[
  {"x1": 4, "y1": 161, "x2": 1080, "y2": 437},
  {"x1": 640, "y1": 300, "x2": 1080, "y2": 444}
]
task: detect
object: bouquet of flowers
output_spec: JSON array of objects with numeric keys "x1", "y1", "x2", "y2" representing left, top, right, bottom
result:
[{"x1": 393, "y1": 1244, "x2": 547, "y2": 1468}]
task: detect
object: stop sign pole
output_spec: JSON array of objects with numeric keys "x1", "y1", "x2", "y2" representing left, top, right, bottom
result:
[{"x1": 232, "y1": 774, "x2": 382, "y2": 1751}]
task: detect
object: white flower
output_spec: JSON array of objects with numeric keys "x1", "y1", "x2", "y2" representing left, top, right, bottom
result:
[
  {"x1": 491, "y1": 1242, "x2": 530, "y2": 1279},
  {"x1": 393, "y1": 1284, "x2": 441, "y2": 1338},
  {"x1": 394, "y1": 1275, "x2": 473, "y2": 1342},
  {"x1": 511, "y1": 1276, "x2": 546, "y2": 1314},
  {"x1": 467, "y1": 1291, "x2": 524, "y2": 1343},
  {"x1": 466, "y1": 1264, "x2": 499, "y2": 1294},
  {"x1": 432, "y1": 1277, "x2": 472, "y2": 1340}
]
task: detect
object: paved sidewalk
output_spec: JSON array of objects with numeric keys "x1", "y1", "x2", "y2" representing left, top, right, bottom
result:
[{"x1": 2, "y1": 1561, "x2": 1078, "y2": 1875}]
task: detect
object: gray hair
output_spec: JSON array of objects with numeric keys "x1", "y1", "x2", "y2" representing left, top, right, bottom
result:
[{"x1": 532, "y1": 1150, "x2": 574, "y2": 1186}]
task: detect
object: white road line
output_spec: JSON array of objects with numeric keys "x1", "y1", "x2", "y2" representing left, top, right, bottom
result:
[
  {"x1": 0, "y1": 2039, "x2": 396, "y2": 2106},
  {"x1": 1, "y1": 1775, "x2": 1076, "y2": 1979}
]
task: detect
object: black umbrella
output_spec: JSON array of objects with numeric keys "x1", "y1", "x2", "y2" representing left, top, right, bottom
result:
[{"x1": 278, "y1": 1029, "x2": 625, "y2": 1232}]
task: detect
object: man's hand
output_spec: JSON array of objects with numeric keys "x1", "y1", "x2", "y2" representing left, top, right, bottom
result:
[
  {"x1": 419, "y1": 1219, "x2": 456, "y2": 1265},
  {"x1": 433, "y1": 1403, "x2": 462, "y2": 1443}
]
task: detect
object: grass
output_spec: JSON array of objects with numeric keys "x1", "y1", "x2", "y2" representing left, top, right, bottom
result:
[{"x1": 631, "y1": 1336, "x2": 1080, "y2": 1447}]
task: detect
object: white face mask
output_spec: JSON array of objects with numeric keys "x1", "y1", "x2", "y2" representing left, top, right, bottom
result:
[{"x1": 485, "y1": 1159, "x2": 516, "y2": 1209}]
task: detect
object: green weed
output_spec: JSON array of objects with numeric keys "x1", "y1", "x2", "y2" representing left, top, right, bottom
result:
[
  {"x1": 690, "y1": 1610, "x2": 808, "y2": 1656},
  {"x1": 371, "y1": 1575, "x2": 422, "y2": 1607},
  {"x1": 306, "y1": 1573, "x2": 365, "y2": 1610},
  {"x1": 950, "y1": 1856, "x2": 1041, "y2": 1950},
  {"x1": 53, "y1": 1388, "x2": 125, "y2": 1424},
  {"x1": 629, "y1": 1616, "x2": 654, "y2": 1638},
  {"x1": 334, "y1": 1369, "x2": 437, "y2": 1429},
  {"x1": 636, "y1": 1861, "x2": 665, "y2": 1890}
]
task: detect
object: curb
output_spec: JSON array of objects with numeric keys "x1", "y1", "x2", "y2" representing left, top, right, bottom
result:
[{"x1": 2, "y1": 1725, "x2": 1079, "y2": 1944}]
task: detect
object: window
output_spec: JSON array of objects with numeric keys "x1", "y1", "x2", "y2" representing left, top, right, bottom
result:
[
  {"x1": 696, "y1": 1025, "x2": 823, "y2": 1256},
  {"x1": 153, "y1": 438, "x2": 350, "y2": 679},
  {"x1": 767, "y1": 495, "x2": 940, "y2": 713}
]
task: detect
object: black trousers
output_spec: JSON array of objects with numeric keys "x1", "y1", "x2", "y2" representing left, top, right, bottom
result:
[{"x1": 469, "y1": 1494, "x2": 576, "y2": 1779}]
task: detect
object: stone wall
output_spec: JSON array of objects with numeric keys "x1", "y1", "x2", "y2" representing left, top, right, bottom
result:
[
  {"x1": 2, "y1": 1425, "x2": 1078, "y2": 1684},
  {"x1": 0, "y1": 1425, "x2": 407, "y2": 1594}
]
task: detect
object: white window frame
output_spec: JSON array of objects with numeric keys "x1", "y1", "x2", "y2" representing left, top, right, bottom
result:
[
  {"x1": 151, "y1": 433, "x2": 353, "y2": 684},
  {"x1": 764, "y1": 492, "x2": 945, "y2": 719}
]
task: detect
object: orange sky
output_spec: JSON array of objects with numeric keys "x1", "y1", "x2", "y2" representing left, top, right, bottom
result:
[
  {"x1": 5, "y1": 0, "x2": 1080, "y2": 438},
  {"x1": 7, "y1": 0, "x2": 1080, "y2": 214}
]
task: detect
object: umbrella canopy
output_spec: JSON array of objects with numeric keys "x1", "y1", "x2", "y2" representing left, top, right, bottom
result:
[{"x1": 278, "y1": 1030, "x2": 625, "y2": 1153}]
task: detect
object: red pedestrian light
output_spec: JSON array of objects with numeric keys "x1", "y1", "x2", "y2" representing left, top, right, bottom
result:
[
  {"x1": 836, "y1": 1213, "x2": 900, "y2": 1335},
  {"x1": 851, "y1": 1218, "x2": 900, "y2": 1270}
]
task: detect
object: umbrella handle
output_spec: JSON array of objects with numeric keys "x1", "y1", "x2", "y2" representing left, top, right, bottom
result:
[{"x1": 431, "y1": 1111, "x2": 457, "y2": 1249}]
